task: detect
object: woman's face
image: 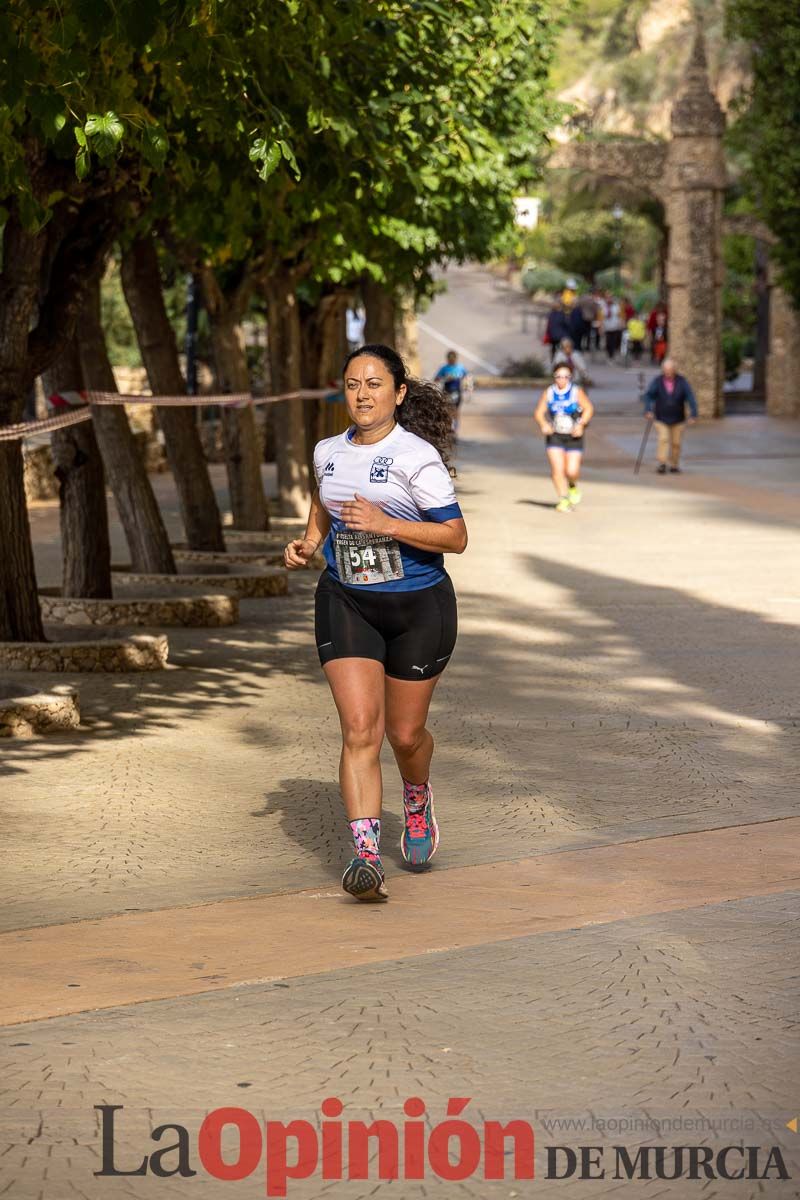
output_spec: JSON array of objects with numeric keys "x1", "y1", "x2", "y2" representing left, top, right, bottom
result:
[
  {"x1": 553, "y1": 369, "x2": 572, "y2": 389},
  {"x1": 344, "y1": 355, "x2": 405, "y2": 433}
]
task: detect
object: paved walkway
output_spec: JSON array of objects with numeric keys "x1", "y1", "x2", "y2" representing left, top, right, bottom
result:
[{"x1": 2, "y1": 267, "x2": 800, "y2": 1197}]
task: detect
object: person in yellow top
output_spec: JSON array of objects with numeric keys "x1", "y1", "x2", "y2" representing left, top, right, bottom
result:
[
  {"x1": 626, "y1": 312, "x2": 646, "y2": 363},
  {"x1": 561, "y1": 277, "x2": 578, "y2": 310}
]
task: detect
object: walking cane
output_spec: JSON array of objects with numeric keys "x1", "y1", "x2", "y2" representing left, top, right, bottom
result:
[
  {"x1": 634, "y1": 419, "x2": 652, "y2": 474},
  {"x1": 633, "y1": 371, "x2": 649, "y2": 474}
]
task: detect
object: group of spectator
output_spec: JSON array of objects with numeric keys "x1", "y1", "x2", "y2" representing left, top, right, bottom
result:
[{"x1": 544, "y1": 282, "x2": 669, "y2": 368}]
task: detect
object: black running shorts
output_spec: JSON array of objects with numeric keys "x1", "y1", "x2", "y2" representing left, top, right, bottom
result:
[
  {"x1": 546, "y1": 432, "x2": 584, "y2": 451},
  {"x1": 315, "y1": 571, "x2": 457, "y2": 681}
]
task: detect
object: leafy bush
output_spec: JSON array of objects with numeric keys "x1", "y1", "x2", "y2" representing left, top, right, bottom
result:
[
  {"x1": 501, "y1": 355, "x2": 548, "y2": 378},
  {"x1": 594, "y1": 267, "x2": 624, "y2": 294},
  {"x1": 100, "y1": 261, "x2": 142, "y2": 369},
  {"x1": 521, "y1": 266, "x2": 573, "y2": 296},
  {"x1": 722, "y1": 332, "x2": 745, "y2": 381},
  {"x1": 727, "y1": 0, "x2": 800, "y2": 309},
  {"x1": 632, "y1": 284, "x2": 659, "y2": 313},
  {"x1": 550, "y1": 211, "x2": 619, "y2": 282}
]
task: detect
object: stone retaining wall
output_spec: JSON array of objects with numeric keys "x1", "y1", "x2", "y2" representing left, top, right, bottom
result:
[
  {"x1": 173, "y1": 547, "x2": 324, "y2": 571},
  {"x1": 173, "y1": 547, "x2": 282, "y2": 566},
  {"x1": 39, "y1": 589, "x2": 238, "y2": 628},
  {"x1": 225, "y1": 516, "x2": 306, "y2": 536},
  {"x1": 0, "y1": 635, "x2": 169, "y2": 672},
  {"x1": 24, "y1": 444, "x2": 59, "y2": 502},
  {"x1": 215, "y1": 530, "x2": 288, "y2": 546},
  {"x1": 0, "y1": 683, "x2": 80, "y2": 737},
  {"x1": 112, "y1": 568, "x2": 288, "y2": 598}
]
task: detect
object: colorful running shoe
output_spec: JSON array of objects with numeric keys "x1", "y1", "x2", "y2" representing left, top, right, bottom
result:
[
  {"x1": 555, "y1": 497, "x2": 572, "y2": 513},
  {"x1": 401, "y1": 785, "x2": 439, "y2": 868},
  {"x1": 341, "y1": 856, "x2": 388, "y2": 902},
  {"x1": 568, "y1": 483, "x2": 582, "y2": 506}
]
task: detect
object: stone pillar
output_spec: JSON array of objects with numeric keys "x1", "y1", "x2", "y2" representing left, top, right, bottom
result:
[
  {"x1": 766, "y1": 268, "x2": 800, "y2": 417},
  {"x1": 664, "y1": 30, "x2": 726, "y2": 418}
]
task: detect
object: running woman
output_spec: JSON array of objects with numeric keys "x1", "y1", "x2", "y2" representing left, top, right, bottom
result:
[
  {"x1": 284, "y1": 344, "x2": 467, "y2": 902},
  {"x1": 534, "y1": 362, "x2": 594, "y2": 512}
]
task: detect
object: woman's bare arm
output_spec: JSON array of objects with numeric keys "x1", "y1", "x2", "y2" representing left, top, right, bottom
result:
[
  {"x1": 284, "y1": 489, "x2": 331, "y2": 569},
  {"x1": 534, "y1": 389, "x2": 553, "y2": 434},
  {"x1": 339, "y1": 495, "x2": 468, "y2": 554}
]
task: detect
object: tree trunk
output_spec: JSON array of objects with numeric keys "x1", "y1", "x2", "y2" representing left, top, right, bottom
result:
[
  {"x1": 78, "y1": 281, "x2": 176, "y2": 573},
  {"x1": 45, "y1": 341, "x2": 113, "y2": 599},
  {"x1": 0, "y1": 215, "x2": 48, "y2": 640},
  {"x1": 202, "y1": 270, "x2": 269, "y2": 532},
  {"x1": 753, "y1": 239, "x2": 769, "y2": 398},
  {"x1": 121, "y1": 234, "x2": 225, "y2": 551},
  {"x1": 0, "y1": 441, "x2": 46, "y2": 641},
  {"x1": 362, "y1": 277, "x2": 397, "y2": 345},
  {"x1": 265, "y1": 273, "x2": 310, "y2": 516},
  {"x1": 394, "y1": 290, "x2": 421, "y2": 374},
  {"x1": 300, "y1": 289, "x2": 349, "y2": 475}
]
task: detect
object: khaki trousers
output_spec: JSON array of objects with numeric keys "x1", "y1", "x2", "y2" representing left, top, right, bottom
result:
[{"x1": 655, "y1": 420, "x2": 685, "y2": 467}]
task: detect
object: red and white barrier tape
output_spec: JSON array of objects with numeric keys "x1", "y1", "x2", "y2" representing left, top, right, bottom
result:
[
  {"x1": 0, "y1": 387, "x2": 340, "y2": 443},
  {"x1": 0, "y1": 407, "x2": 93, "y2": 441}
]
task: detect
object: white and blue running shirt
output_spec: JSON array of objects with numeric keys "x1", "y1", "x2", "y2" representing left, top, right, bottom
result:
[
  {"x1": 313, "y1": 423, "x2": 462, "y2": 592},
  {"x1": 546, "y1": 383, "x2": 583, "y2": 433}
]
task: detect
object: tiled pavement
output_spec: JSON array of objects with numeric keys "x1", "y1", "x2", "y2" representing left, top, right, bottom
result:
[
  {"x1": 2, "y1": 894, "x2": 799, "y2": 1197},
  {"x1": 2, "y1": 269, "x2": 800, "y2": 1196}
]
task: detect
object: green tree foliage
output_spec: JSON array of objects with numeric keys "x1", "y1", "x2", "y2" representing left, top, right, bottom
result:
[
  {"x1": 0, "y1": 0, "x2": 560, "y2": 634},
  {"x1": 346, "y1": 1, "x2": 559, "y2": 298},
  {"x1": 549, "y1": 212, "x2": 619, "y2": 281},
  {"x1": 519, "y1": 204, "x2": 660, "y2": 290},
  {"x1": 0, "y1": 0, "x2": 294, "y2": 402},
  {"x1": 726, "y1": 0, "x2": 800, "y2": 307}
]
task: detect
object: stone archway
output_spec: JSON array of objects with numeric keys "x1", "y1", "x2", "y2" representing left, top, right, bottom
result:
[{"x1": 550, "y1": 30, "x2": 732, "y2": 419}]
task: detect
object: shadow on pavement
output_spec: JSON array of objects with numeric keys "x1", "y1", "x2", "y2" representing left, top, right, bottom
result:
[
  {"x1": 0, "y1": 584, "x2": 323, "y2": 780},
  {"x1": 252, "y1": 776, "x2": 407, "y2": 873}
]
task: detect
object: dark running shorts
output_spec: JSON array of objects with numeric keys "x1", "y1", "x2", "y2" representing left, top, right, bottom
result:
[
  {"x1": 546, "y1": 432, "x2": 584, "y2": 452},
  {"x1": 315, "y1": 571, "x2": 457, "y2": 682}
]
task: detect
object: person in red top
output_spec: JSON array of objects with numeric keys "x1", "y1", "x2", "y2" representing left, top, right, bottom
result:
[{"x1": 647, "y1": 306, "x2": 669, "y2": 364}]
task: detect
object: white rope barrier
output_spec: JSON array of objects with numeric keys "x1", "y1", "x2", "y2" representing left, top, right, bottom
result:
[{"x1": 0, "y1": 387, "x2": 340, "y2": 443}]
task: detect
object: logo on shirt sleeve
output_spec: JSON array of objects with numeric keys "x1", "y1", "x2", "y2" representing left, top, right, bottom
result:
[
  {"x1": 323, "y1": 460, "x2": 335, "y2": 476},
  {"x1": 369, "y1": 456, "x2": 393, "y2": 483}
]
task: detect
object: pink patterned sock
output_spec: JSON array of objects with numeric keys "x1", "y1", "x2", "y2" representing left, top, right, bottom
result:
[
  {"x1": 349, "y1": 817, "x2": 381, "y2": 862},
  {"x1": 403, "y1": 779, "x2": 429, "y2": 814}
]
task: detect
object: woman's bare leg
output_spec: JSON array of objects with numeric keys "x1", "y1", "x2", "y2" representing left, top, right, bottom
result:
[
  {"x1": 565, "y1": 449, "x2": 583, "y2": 485},
  {"x1": 323, "y1": 658, "x2": 386, "y2": 819},
  {"x1": 546, "y1": 446, "x2": 568, "y2": 498},
  {"x1": 384, "y1": 675, "x2": 441, "y2": 784}
]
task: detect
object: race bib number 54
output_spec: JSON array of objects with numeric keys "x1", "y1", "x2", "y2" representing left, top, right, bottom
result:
[
  {"x1": 335, "y1": 531, "x2": 404, "y2": 585},
  {"x1": 553, "y1": 411, "x2": 577, "y2": 435}
]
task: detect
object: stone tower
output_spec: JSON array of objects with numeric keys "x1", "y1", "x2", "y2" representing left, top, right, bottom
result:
[{"x1": 664, "y1": 27, "x2": 727, "y2": 417}]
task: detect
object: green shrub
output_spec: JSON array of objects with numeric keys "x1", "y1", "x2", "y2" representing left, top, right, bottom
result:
[
  {"x1": 522, "y1": 266, "x2": 571, "y2": 296},
  {"x1": 501, "y1": 355, "x2": 548, "y2": 378},
  {"x1": 722, "y1": 331, "x2": 745, "y2": 381},
  {"x1": 632, "y1": 284, "x2": 659, "y2": 313}
]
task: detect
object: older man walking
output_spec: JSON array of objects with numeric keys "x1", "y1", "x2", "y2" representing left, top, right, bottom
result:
[{"x1": 644, "y1": 358, "x2": 698, "y2": 474}]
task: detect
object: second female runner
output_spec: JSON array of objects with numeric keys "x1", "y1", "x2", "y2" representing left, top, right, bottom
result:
[
  {"x1": 284, "y1": 344, "x2": 467, "y2": 901},
  {"x1": 534, "y1": 362, "x2": 594, "y2": 511}
]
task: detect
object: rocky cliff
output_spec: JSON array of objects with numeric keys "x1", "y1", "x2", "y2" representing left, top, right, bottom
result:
[{"x1": 553, "y1": 0, "x2": 750, "y2": 139}]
